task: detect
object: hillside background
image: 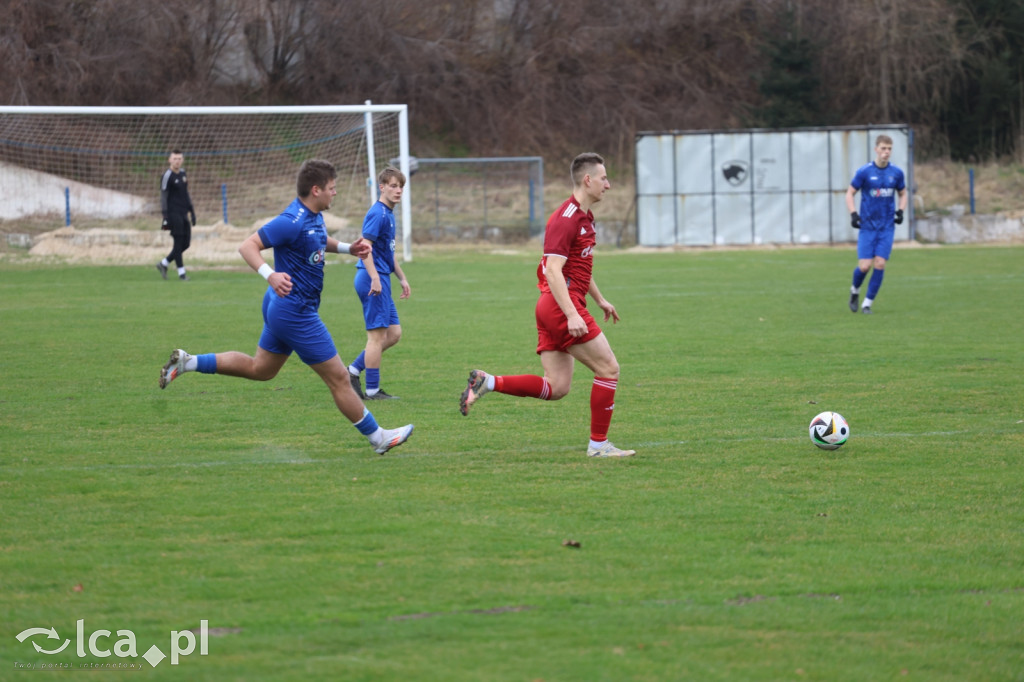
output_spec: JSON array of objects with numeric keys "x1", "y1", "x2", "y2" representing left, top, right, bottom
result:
[{"x1": 3, "y1": 0, "x2": 1023, "y2": 167}]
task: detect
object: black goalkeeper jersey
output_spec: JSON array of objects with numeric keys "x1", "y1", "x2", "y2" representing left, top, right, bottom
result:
[{"x1": 160, "y1": 168, "x2": 194, "y2": 218}]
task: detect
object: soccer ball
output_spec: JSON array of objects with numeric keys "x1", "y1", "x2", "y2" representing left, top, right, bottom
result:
[{"x1": 808, "y1": 411, "x2": 850, "y2": 450}]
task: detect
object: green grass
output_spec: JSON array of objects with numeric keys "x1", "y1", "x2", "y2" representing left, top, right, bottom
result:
[{"x1": 1, "y1": 245, "x2": 1023, "y2": 680}]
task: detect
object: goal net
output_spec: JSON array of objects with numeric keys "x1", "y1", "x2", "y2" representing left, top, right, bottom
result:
[{"x1": 0, "y1": 104, "x2": 412, "y2": 258}]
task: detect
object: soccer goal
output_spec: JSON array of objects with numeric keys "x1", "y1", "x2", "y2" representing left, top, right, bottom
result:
[{"x1": 0, "y1": 104, "x2": 414, "y2": 260}]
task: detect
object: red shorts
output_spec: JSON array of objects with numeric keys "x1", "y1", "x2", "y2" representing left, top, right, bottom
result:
[{"x1": 535, "y1": 291, "x2": 602, "y2": 353}]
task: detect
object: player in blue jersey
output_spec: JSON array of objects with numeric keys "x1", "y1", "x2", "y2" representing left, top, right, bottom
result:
[
  {"x1": 845, "y1": 135, "x2": 907, "y2": 314},
  {"x1": 347, "y1": 167, "x2": 411, "y2": 400},
  {"x1": 158, "y1": 159, "x2": 414, "y2": 455}
]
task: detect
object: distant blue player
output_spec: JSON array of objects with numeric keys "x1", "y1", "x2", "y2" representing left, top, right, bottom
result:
[
  {"x1": 347, "y1": 167, "x2": 411, "y2": 400},
  {"x1": 845, "y1": 134, "x2": 908, "y2": 314},
  {"x1": 158, "y1": 159, "x2": 414, "y2": 455}
]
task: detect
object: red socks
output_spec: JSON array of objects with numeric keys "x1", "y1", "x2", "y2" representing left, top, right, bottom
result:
[
  {"x1": 495, "y1": 374, "x2": 551, "y2": 400},
  {"x1": 494, "y1": 375, "x2": 619, "y2": 442},
  {"x1": 589, "y1": 377, "x2": 617, "y2": 442}
]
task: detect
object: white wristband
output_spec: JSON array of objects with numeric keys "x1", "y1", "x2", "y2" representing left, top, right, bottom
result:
[
  {"x1": 257, "y1": 263, "x2": 274, "y2": 280},
  {"x1": 336, "y1": 241, "x2": 351, "y2": 254}
]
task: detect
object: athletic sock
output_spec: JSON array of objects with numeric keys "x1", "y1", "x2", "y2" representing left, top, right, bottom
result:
[
  {"x1": 852, "y1": 267, "x2": 867, "y2": 290},
  {"x1": 161, "y1": 258, "x2": 170, "y2": 267},
  {"x1": 349, "y1": 351, "x2": 366, "y2": 376},
  {"x1": 866, "y1": 269, "x2": 885, "y2": 300},
  {"x1": 353, "y1": 408, "x2": 379, "y2": 437},
  {"x1": 589, "y1": 377, "x2": 618, "y2": 442},
  {"x1": 365, "y1": 368, "x2": 380, "y2": 394},
  {"x1": 494, "y1": 374, "x2": 552, "y2": 400},
  {"x1": 178, "y1": 267, "x2": 187, "y2": 277},
  {"x1": 863, "y1": 297, "x2": 874, "y2": 308},
  {"x1": 195, "y1": 353, "x2": 216, "y2": 374}
]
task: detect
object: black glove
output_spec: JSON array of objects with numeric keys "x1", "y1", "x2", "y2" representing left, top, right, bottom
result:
[
  {"x1": 894, "y1": 209, "x2": 903, "y2": 225},
  {"x1": 162, "y1": 214, "x2": 169, "y2": 230},
  {"x1": 190, "y1": 212, "x2": 197, "y2": 226},
  {"x1": 850, "y1": 212, "x2": 861, "y2": 229}
]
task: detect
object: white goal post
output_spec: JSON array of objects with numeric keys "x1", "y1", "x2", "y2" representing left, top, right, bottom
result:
[{"x1": 0, "y1": 104, "x2": 414, "y2": 261}]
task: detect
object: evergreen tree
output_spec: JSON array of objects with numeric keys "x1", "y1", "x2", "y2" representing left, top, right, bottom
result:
[
  {"x1": 945, "y1": 0, "x2": 1024, "y2": 159},
  {"x1": 751, "y1": 11, "x2": 825, "y2": 129}
]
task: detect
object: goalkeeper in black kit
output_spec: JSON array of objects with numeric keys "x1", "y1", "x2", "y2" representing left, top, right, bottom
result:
[{"x1": 156, "y1": 149, "x2": 197, "y2": 281}]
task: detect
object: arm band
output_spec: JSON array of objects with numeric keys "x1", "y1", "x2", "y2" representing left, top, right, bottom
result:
[
  {"x1": 336, "y1": 241, "x2": 351, "y2": 254},
  {"x1": 258, "y1": 263, "x2": 274, "y2": 280}
]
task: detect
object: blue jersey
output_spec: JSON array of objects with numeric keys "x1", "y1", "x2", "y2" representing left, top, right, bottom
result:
[
  {"x1": 850, "y1": 162, "x2": 905, "y2": 230},
  {"x1": 257, "y1": 198, "x2": 328, "y2": 309},
  {"x1": 356, "y1": 201, "x2": 396, "y2": 276}
]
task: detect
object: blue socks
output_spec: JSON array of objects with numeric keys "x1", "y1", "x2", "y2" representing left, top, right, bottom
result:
[
  {"x1": 852, "y1": 267, "x2": 867, "y2": 290},
  {"x1": 196, "y1": 353, "x2": 217, "y2": 374},
  {"x1": 349, "y1": 351, "x2": 366, "y2": 375},
  {"x1": 365, "y1": 368, "x2": 380, "y2": 393},
  {"x1": 852, "y1": 267, "x2": 884, "y2": 301},
  {"x1": 867, "y1": 269, "x2": 885, "y2": 299},
  {"x1": 353, "y1": 408, "x2": 379, "y2": 436}
]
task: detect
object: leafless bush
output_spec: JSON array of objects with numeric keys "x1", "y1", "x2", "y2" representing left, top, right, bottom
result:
[{"x1": 0, "y1": 0, "x2": 1013, "y2": 161}]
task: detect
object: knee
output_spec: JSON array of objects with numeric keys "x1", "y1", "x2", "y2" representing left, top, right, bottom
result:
[
  {"x1": 873, "y1": 258, "x2": 886, "y2": 270},
  {"x1": 252, "y1": 364, "x2": 279, "y2": 382},
  {"x1": 387, "y1": 328, "x2": 402, "y2": 348},
  {"x1": 548, "y1": 384, "x2": 570, "y2": 400},
  {"x1": 366, "y1": 330, "x2": 387, "y2": 351},
  {"x1": 596, "y1": 360, "x2": 621, "y2": 381}
]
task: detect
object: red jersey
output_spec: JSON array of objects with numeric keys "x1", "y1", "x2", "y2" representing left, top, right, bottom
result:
[{"x1": 537, "y1": 196, "x2": 596, "y2": 300}]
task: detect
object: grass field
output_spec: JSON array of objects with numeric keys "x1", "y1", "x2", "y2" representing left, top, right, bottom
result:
[{"x1": 1, "y1": 244, "x2": 1022, "y2": 681}]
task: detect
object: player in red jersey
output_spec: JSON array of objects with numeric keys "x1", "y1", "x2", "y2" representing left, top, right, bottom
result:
[{"x1": 460, "y1": 152, "x2": 635, "y2": 458}]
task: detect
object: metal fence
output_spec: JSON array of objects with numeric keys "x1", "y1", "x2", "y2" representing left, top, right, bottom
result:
[{"x1": 410, "y1": 157, "x2": 544, "y2": 241}]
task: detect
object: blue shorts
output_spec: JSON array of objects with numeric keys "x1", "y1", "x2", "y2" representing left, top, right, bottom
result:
[
  {"x1": 857, "y1": 227, "x2": 895, "y2": 260},
  {"x1": 354, "y1": 268, "x2": 400, "y2": 330},
  {"x1": 258, "y1": 289, "x2": 338, "y2": 365}
]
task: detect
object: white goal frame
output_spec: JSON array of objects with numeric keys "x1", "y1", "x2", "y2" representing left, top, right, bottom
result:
[{"x1": 0, "y1": 104, "x2": 414, "y2": 261}]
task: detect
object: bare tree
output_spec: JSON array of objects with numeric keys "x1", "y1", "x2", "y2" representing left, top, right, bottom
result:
[
  {"x1": 239, "y1": 0, "x2": 313, "y2": 97},
  {"x1": 184, "y1": 0, "x2": 245, "y2": 89},
  {"x1": 0, "y1": 0, "x2": 1009, "y2": 160}
]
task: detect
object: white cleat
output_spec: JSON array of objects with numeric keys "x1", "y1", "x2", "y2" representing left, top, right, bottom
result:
[
  {"x1": 159, "y1": 349, "x2": 192, "y2": 389},
  {"x1": 586, "y1": 441, "x2": 636, "y2": 458},
  {"x1": 459, "y1": 370, "x2": 491, "y2": 416},
  {"x1": 374, "y1": 424, "x2": 414, "y2": 454}
]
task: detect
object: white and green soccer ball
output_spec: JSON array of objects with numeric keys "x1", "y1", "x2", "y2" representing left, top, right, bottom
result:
[{"x1": 809, "y1": 411, "x2": 850, "y2": 450}]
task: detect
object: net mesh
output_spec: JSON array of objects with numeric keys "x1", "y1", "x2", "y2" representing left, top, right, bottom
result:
[
  {"x1": 0, "y1": 109, "x2": 402, "y2": 230},
  {"x1": 413, "y1": 158, "x2": 546, "y2": 241}
]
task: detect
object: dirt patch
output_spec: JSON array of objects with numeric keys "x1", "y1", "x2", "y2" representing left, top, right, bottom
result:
[{"x1": 3, "y1": 213, "x2": 358, "y2": 266}]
